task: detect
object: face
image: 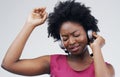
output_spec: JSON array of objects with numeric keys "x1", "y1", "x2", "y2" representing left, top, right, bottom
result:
[{"x1": 60, "y1": 21, "x2": 88, "y2": 55}]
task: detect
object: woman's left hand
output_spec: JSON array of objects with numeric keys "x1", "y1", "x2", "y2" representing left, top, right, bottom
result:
[{"x1": 90, "y1": 32, "x2": 105, "y2": 51}]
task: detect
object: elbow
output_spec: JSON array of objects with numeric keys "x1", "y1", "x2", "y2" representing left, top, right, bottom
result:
[
  {"x1": 1, "y1": 61, "x2": 5, "y2": 68},
  {"x1": 1, "y1": 63, "x2": 4, "y2": 69},
  {"x1": 1, "y1": 59, "x2": 19, "y2": 71},
  {"x1": 1, "y1": 62, "x2": 15, "y2": 74},
  {"x1": 1, "y1": 61, "x2": 11, "y2": 71},
  {"x1": 1, "y1": 62, "x2": 8, "y2": 70}
]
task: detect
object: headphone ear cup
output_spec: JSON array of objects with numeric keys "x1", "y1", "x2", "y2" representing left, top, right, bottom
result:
[
  {"x1": 88, "y1": 30, "x2": 93, "y2": 40},
  {"x1": 58, "y1": 40, "x2": 65, "y2": 49},
  {"x1": 87, "y1": 30, "x2": 94, "y2": 43},
  {"x1": 58, "y1": 40, "x2": 68, "y2": 53}
]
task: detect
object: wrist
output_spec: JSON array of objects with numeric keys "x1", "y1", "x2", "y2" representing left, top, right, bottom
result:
[
  {"x1": 24, "y1": 22, "x2": 37, "y2": 29},
  {"x1": 91, "y1": 45, "x2": 101, "y2": 53}
]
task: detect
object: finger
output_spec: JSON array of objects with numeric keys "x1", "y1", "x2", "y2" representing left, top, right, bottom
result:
[
  {"x1": 37, "y1": 7, "x2": 46, "y2": 11},
  {"x1": 42, "y1": 12, "x2": 48, "y2": 21},
  {"x1": 33, "y1": 8, "x2": 37, "y2": 13},
  {"x1": 33, "y1": 7, "x2": 46, "y2": 13},
  {"x1": 92, "y1": 32, "x2": 99, "y2": 38},
  {"x1": 32, "y1": 13, "x2": 40, "y2": 18},
  {"x1": 40, "y1": 7, "x2": 46, "y2": 14},
  {"x1": 38, "y1": 11, "x2": 45, "y2": 18},
  {"x1": 32, "y1": 12, "x2": 38, "y2": 17},
  {"x1": 39, "y1": 7, "x2": 46, "y2": 17},
  {"x1": 34, "y1": 8, "x2": 40, "y2": 12},
  {"x1": 41, "y1": 7, "x2": 46, "y2": 11},
  {"x1": 33, "y1": 8, "x2": 41, "y2": 13},
  {"x1": 41, "y1": 11, "x2": 46, "y2": 16}
]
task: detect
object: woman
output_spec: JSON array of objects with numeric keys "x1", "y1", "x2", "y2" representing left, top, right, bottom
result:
[{"x1": 1, "y1": 0, "x2": 114, "y2": 77}]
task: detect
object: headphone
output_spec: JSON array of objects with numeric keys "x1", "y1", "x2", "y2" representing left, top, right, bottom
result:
[
  {"x1": 58, "y1": 35, "x2": 68, "y2": 53},
  {"x1": 58, "y1": 30, "x2": 94, "y2": 54}
]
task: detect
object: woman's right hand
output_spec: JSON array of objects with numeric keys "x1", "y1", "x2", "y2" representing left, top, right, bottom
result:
[
  {"x1": 1, "y1": 7, "x2": 50, "y2": 76},
  {"x1": 26, "y1": 7, "x2": 48, "y2": 28}
]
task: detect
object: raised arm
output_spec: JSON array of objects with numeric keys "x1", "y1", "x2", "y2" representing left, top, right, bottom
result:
[
  {"x1": 1, "y1": 7, "x2": 50, "y2": 76},
  {"x1": 90, "y1": 32, "x2": 115, "y2": 77}
]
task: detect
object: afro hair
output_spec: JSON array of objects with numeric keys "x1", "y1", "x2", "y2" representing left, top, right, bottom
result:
[{"x1": 47, "y1": 0, "x2": 99, "y2": 41}]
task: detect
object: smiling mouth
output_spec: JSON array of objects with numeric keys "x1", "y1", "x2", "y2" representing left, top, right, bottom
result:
[{"x1": 69, "y1": 45, "x2": 80, "y2": 52}]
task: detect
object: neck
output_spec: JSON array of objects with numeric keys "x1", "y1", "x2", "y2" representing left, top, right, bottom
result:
[{"x1": 67, "y1": 47, "x2": 93, "y2": 63}]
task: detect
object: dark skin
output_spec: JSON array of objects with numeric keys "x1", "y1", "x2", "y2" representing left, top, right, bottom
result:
[
  {"x1": 60, "y1": 21, "x2": 115, "y2": 76},
  {"x1": 1, "y1": 7, "x2": 114, "y2": 77},
  {"x1": 60, "y1": 21, "x2": 93, "y2": 71},
  {"x1": 1, "y1": 7, "x2": 50, "y2": 76}
]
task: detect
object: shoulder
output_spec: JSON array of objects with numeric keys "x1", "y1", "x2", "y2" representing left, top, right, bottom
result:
[
  {"x1": 106, "y1": 62, "x2": 114, "y2": 69},
  {"x1": 50, "y1": 54, "x2": 66, "y2": 59},
  {"x1": 50, "y1": 54, "x2": 67, "y2": 63},
  {"x1": 39, "y1": 54, "x2": 66, "y2": 62},
  {"x1": 50, "y1": 54, "x2": 66, "y2": 56},
  {"x1": 106, "y1": 62, "x2": 115, "y2": 77}
]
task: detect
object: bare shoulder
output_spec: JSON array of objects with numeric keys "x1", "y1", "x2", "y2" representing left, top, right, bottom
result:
[
  {"x1": 37, "y1": 55, "x2": 50, "y2": 62},
  {"x1": 106, "y1": 63, "x2": 115, "y2": 77}
]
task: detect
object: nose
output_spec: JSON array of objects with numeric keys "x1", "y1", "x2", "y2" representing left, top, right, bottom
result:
[{"x1": 69, "y1": 37, "x2": 76, "y2": 45}]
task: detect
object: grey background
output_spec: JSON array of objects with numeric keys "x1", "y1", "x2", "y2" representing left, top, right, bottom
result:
[{"x1": 0, "y1": 0, "x2": 120, "y2": 77}]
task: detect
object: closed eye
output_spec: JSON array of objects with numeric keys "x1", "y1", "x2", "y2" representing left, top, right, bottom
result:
[
  {"x1": 73, "y1": 32, "x2": 80, "y2": 37},
  {"x1": 72, "y1": 30, "x2": 81, "y2": 37},
  {"x1": 74, "y1": 34, "x2": 80, "y2": 37},
  {"x1": 63, "y1": 38, "x2": 68, "y2": 41},
  {"x1": 62, "y1": 36, "x2": 68, "y2": 41}
]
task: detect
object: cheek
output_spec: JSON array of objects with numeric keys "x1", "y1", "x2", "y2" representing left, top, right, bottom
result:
[
  {"x1": 77, "y1": 35, "x2": 88, "y2": 43},
  {"x1": 62, "y1": 40, "x2": 70, "y2": 49},
  {"x1": 63, "y1": 41, "x2": 68, "y2": 48}
]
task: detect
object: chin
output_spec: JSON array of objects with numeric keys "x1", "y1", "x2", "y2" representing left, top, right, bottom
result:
[{"x1": 70, "y1": 50, "x2": 83, "y2": 55}]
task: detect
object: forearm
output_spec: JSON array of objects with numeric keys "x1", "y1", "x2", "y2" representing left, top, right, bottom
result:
[
  {"x1": 92, "y1": 47, "x2": 111, "y2": 77},
  {"x1": 2, "y1": 23, "x2": 35, "y2": 67}
]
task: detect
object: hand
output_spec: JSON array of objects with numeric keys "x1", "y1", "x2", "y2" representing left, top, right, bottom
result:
[
  {"x1": 90, "y1": 32, "x2": 105, "y2": 51},
  {"x1": 26, "y1": 7, "x2": 48, "y2": 27}
]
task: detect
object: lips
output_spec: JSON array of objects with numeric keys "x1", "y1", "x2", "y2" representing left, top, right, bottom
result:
[{"x1": 69, "y1": 45, "x2": 80, "y2": 52}]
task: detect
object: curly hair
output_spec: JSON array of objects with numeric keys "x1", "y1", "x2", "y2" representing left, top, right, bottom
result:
[{"x1": 47, "y1": 0, "x2": 99, "y2": 41}]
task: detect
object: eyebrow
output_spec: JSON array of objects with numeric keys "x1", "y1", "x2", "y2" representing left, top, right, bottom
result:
[{"x1": 61, "y1": 30, "x2": 79, "y2": 37}]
